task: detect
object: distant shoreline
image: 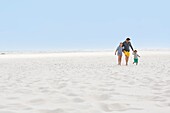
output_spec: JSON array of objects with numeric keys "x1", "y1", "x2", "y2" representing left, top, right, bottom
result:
[
  {"x1": 0, "y1": 48, "x2": 170, "y2": 54},
  {"x1": 0, "y1": 49, "x2": 169, "y2": 56}
]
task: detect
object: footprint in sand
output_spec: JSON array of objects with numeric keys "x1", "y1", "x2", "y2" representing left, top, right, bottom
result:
[
  {"x1": 66, "y1": 93, "x2": 78, "y2": 97},
  {"x1": 57, "y1": 83, "x2": 67, "y2": 89},
  {"x1": 156, "y1": 102, "x2": 170, "y2": 108},
  {"x1": 55, "y1": 97, "x2": 69, "y2": 103},
  {"x1": 28, "y1": 98, "x2": 47, "y2": 105},
  {"x1": 72, "y1": 97, "x2": 85, "y2": 103},
  {"x1": 150, "y1": 96, "x2": 167, "y2": 102},
  {"x1": 99, "y1": 103, "x2": 143, "y2": 112},
  {"x1": 6, "y1": 96, "x2": 19, "y2": 100},
  {"x1": 0, "y1": 111, "x2": 16, "y2": 113},
  {"x1": 5, "y1": 103, "x2": 29, "y2": 111},
  {"x1": 39, "y1": 108, "x2": 67, "y2": 113},
  {"x1": 100, "y1": 103, "x2": 129, "y2": 112},
  {"x1": 94, "y1": 94, "x2": 111, "y2": 101},
  {"x1": 0, "y1": 105, "x2": 7, "y2": 109},
  {"x1": 164, "y1": 89, "x2": 170, "y2": 94}
]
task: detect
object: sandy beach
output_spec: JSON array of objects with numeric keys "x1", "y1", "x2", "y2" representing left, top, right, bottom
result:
[{"x1": 0, "y1": 50, "x2": 170, "y2": 113}]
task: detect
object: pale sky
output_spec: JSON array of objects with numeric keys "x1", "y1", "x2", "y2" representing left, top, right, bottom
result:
[{"x1": 0, "y1": 0, "x2": 170, "y2": 51}]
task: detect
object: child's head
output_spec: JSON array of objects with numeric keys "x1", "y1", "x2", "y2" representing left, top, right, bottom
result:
[
  {"x1": 119, "y1": 42, "x2": 123, "y2": 47},
  {"x1": 134, "y1": 50, "x2": 137, "y2": 53}
]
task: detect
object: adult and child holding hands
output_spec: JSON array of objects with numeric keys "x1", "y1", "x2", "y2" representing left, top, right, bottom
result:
[{"x1": 115, "y1": 38, "x2": 140, "y2": 66}]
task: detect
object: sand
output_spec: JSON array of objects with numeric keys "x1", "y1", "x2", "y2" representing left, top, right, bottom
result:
[{"x1": 0, "y1": 51, "x2": 170, "y2": 113}]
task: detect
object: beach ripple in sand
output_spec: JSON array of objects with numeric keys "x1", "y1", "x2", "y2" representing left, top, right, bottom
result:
[{"x1": 0, "y1": 51, "x2": 170, "y2": 113}]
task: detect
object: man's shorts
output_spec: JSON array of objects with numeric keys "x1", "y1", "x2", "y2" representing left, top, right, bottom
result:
[
  {"x1": 124, "y1": 51, "x2": 130, "y2": 57},
  {"x1": 134, "y1": 58, "x2": 138, "y2": 63}
]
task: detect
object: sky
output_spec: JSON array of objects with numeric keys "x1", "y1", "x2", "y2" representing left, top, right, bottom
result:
[{"x1": 0, "y1": 0, "x2": 170, "y2": 51}]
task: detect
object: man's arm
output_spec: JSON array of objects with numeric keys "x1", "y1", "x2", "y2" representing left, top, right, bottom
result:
[
  {"x1": 122, "y1": 42, "x2": 125, "y2": 51},
  {"x1": 132, "y1": 52, "x2": 135, "y2": 55},
  {"x1": 130, "y1": 42, "x2": 134, "y2": 51}
]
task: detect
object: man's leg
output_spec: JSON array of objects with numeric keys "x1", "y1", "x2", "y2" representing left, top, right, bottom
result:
[{"x1": 125, "y1": 56, "x2": 129, "y2": 65}]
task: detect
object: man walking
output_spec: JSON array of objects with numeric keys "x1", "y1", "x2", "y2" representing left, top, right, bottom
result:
[{"x1": 122, "y1": 38, "x2": 134, "y2": 65}]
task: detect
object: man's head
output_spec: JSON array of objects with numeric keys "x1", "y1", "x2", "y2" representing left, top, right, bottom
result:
[{"x1": 126, "y1": 38, "x2": 131, "y2": 43}]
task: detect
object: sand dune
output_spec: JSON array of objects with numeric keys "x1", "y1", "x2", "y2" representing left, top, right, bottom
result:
[{"x1": 0, "y1": 51, "x2": 170, "y2": 113}]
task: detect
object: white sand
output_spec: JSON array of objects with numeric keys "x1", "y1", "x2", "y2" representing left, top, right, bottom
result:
[{"x1": 0, "y1": 51, "x2": 170, "y2": 113}]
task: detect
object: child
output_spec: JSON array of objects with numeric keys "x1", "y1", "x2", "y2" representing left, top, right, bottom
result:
[
  {"x1": 133, "y1": 50, "x2": 140, "y2": 65},
  {"x1": 115, "y1": 43, "x2": 123, "y2": 65}
]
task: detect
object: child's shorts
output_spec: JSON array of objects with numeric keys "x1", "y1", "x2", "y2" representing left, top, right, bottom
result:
[
  {"x1": 134, "y1": 58, "x2": 138, "y2": 63},
  {"x1": 118, "y1": 52, "x2": 123, "y2": 56}
]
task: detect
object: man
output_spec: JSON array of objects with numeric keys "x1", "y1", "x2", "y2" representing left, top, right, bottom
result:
[{"x1": 122, "y1": 38, "x2": 134, "y2": 65}]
